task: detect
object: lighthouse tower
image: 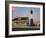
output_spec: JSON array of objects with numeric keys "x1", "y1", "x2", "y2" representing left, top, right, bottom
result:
[{"x1": 30, "y1": 10, "x2": 34, "y2": 26}]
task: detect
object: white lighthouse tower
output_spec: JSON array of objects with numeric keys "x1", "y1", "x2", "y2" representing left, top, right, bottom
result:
[{"x1": 28, "y1": 10, "x2": 33, "y2": 26}]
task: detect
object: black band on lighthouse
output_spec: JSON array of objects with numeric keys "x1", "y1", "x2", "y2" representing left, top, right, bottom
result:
[{"x1": 30, "y1": 10, "x2": 33, "y2": 14}]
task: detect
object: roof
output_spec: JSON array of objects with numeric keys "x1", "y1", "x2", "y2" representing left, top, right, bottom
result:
[{"x1": 12, "y1": 17, "x2": 29, "y2": 21}]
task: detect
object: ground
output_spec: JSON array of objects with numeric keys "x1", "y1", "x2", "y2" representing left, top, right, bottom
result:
[{"x1": 12, "y1": 25, "x2": 40, "y2": 31}]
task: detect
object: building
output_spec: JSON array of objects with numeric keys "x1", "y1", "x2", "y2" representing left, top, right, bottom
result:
[{"x1": 12, "y1": 17, "x2": 29, "y2": 26}]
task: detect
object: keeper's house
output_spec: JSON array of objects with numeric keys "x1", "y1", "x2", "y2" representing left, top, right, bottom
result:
[{"x1": 12, "y1": 17, "x2": 29, "y2": 26}]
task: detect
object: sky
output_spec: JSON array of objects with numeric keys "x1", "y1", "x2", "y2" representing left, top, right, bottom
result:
[{"x1": 12, "y1": 7, "x2": 40, "y2": 25}]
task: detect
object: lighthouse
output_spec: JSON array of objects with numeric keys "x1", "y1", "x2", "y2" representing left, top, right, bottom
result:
[
  {"x1": 28, "y1": 10, "x2": 33, "y2": 26},
  {"x1": 30, "y1": 10, "x2": 34, "y2": 26}
]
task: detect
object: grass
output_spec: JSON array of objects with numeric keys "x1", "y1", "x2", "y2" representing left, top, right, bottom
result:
[{"x1": 12, "y1": 25, "x2": 40, "y2": 31}]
